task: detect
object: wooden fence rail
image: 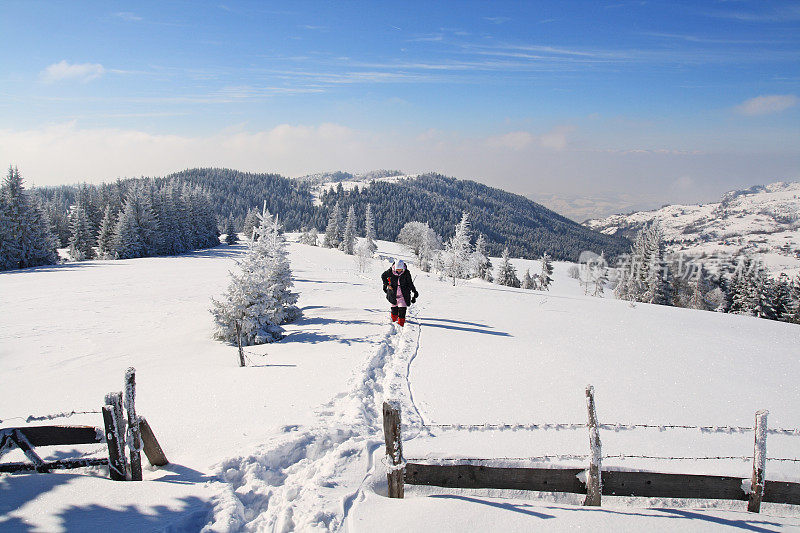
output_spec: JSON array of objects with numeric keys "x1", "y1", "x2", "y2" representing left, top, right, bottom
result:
[
  {"x1": 404, "y1": 463, "x2": 800, "y2": 505},
  {"x1": 1, "y1": 367, "x2": 167, "y2": 480},
  {"x1": 0, "y1": 426, "x2": 106, "y2": 474},
  {"x1": 385, "y1": 385, "x2": 800, "y2": 512}
]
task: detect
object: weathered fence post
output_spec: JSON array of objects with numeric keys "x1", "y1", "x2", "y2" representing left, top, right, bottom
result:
[
  {"x1": 584, "y1": 385, "x2": 602, "y2": 506},
  {"x1": 125, "y1": 368, "x2": 143, "y2": 481},
  {"x1": 104, "y1": 392, "x2": 127, "y2": 477},
  {"x1": 139, "y1": 416, "x2": 169, "y2": 467},
  {"x1": 235, "y1": 321, "x2": 246, "y2": 367},
  {"x1": 748, "y1": 409, "x2": 769, "y2": 513},
  {"x1": 102, "y1": 405, "x2": 126, "y2": 481},
  {"x1": 383, "y1": 401, "x2": 404, "y2": 498}
]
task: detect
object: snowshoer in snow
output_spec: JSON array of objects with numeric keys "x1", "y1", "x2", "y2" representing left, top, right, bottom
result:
[{"x1": 381, "y1": 260, "x2": 419, "y2": 327}]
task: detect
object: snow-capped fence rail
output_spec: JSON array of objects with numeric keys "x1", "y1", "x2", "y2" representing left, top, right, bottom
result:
[
  {"x1": 0, "y1": 426, "x2": 108, "y2": 473},
  {"x1": 389, "y1": 386, "x2": 800, "y2": 512},
  {"x1": 0, "y1": 367, "x2": 167, "y2": 480}
]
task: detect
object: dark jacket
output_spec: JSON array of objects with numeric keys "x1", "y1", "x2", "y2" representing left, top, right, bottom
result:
[{"x1": 381, "y1": 267, "x2": 419, "y2": 306}]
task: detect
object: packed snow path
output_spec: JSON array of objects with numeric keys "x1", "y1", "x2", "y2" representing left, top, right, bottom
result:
[{"x1": 205, "y1": 307, "x2": 425, "y2": 532}]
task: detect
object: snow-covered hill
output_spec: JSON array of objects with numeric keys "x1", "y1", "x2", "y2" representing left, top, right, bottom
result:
[
  {"x1": 584, "y1": 181, "x2": 800, "y2": 276},
  {"x1": 307, "y1": 173, "x2": 416, "y2": 207},
  {"x1": 1, "y1": 239, "x2": 799, "y2": 531}
]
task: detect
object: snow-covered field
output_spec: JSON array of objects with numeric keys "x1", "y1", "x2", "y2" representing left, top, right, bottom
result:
[{"x1": 2, "y1": 238, "x2": 800, "y2": 531}]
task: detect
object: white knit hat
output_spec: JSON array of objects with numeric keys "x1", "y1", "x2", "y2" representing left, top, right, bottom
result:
[{"x1": 394, "y1": 260, "x2": 406, "y2": 270}]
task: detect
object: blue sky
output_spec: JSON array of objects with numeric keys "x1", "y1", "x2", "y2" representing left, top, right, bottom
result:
[{"x1": 1, "y1": 0, "x2": 798, "y2": 217}]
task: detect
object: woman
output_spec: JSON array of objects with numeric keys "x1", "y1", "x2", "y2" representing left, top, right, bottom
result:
[{"x1": 381, "y1": 260, "x2": 419, "y2": 327}]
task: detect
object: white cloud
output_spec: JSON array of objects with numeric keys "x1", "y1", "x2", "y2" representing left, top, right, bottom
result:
[
  {"x1": 539, "y1": 126, "x2": 574, "y2": 150},
  {"x1": 39, "y1": 61, "x2": 106, "y2": 84},
  {"x1": 114, "y1": 12, "x2": 142, "y2": 22},
  {"x1": 1, "y1": 122, "x2": 798, "y2": 219},
  {"x1": 736, "y1": 94, "x2": 798, "y2": 116}
]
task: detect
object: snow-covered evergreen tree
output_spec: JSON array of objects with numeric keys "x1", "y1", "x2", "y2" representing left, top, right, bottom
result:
[
  {"x1": 68, "y1": 204, "x2": 95, "y2": 260},
  {"x1": 728, "y1": 257, "x2": 775, "y2": 318},
  {"x1": 787, "y1": 273, "x2": 800, "y2": 324},
  {"x1": 355, "y1": 238, "x2": 374, "y2": 272},
  {"x1": 750, "y1": 264, "x2": 776, "y2": 319},
  {"x1": 96, "y1": 205, "x2": 116, "y2": 259},
  {"x1": 0, "y1": 166, "x2": 58, "y2": 270},
  {"x1": 224, "y1": 217, "x2": 239, "y2": 245},
  {"x1": 210, "y1": 212, "x2": 300, "y2": 346},
  {"x1": 323, "y1": 201, "x2": 342, "y2": 248},
  {"x1": 363, "y1": 204, "x2": 378, "y2": 256},
  {"x1": 591, "y1": 252, "x2": 608, "y2": 297},
  {"x1": 687, "y1": 267, "x2": 710, "y2": 310},
  {"x1": 339, "y1": 205, "x2": 356, "y2": 255},
  {"x1": 299, "y1": 227, "x2": 319, "y2": 246},
  {"x1": 0, "y1": 194, "x2": 13, "y2": 271},
  {"x1": 364, "y1": 203, "x2": 377, "y2": 242},
  {"x1": 495, "y1": 247, "x2": 521, "y2": 288},
  {"x1": 242, "y1": 208, "x2": 260, "y2": 241},
  {"x1": 641, "y1": 223, "x2": 669, "y2": 304},
  {"x1": 539, "y1": 252, "x2": 554, "y2": 291},
  {"x1": 473, "y1": 234, "x2": 493, "y2": 282},
  {"x1": 442, "y1": 212, "x2": 472, "y2": 285},
  {"x1": 156, "y1": 183, "x2": 183, "y2": 255},
  {"x1": 521, "y1": 269, "x2": 535, "y2": 289},
  {"x1": 112, "y1": 184, "x2": 161, "y2": 259}
]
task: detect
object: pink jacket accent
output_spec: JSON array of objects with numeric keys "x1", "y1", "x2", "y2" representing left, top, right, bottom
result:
[{"x1": 396, "y1": 284, "x2": 407, "y2": 308}]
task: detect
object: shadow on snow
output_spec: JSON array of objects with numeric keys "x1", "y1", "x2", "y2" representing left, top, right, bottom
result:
[{"x1": 0, "y1": 463, "x2": 214, "y2": 532}]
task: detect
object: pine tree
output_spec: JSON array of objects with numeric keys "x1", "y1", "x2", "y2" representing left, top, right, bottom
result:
[
  {"x1": 472, "y1": 234, "x2": 492, "y2": 282},
  {"x1": 224, "y1": 217, "x2": 239, "y2": 245},
  {"x1": 339, "y1": 205, "x2": 356, "y2": 254},
  {"x1": 521, "y1": 269, "x2": 535, "y2": 289},
  {"x1": 442, "y1": 211, "x2": 472, "y2": 285},
  {"x1": 112, "y1": 184, "x2": 161, "y2": 259},
  {"x1": 364, "y1": 203, "x2": 377, "y2": 242},
  {"x1": 495, "y1": 247, "x2": 521, "y2": 288},
  {"x1": 787, "y1": 273, "x2": 800, "y2": 324},
  {"x1": 750, "y1": 263, "x2": 775, "y2": 319},
  {"x1": 771, "y1": 274, "x2": 793, "y2": 321},
  {"x1": 728, "y1": 256, "x2": 751, "y2": 314},
  {"x1": 156, "y1": 182, "x2": 183, "y2": 255},
  {"x1": 68, "y1": 204, "x2": 95, "y2": 260},
  {"x1": 299, "y1": 227, "x2": 319, "y2": 246},
  {"x1": 323, "y1": 201, "x2": 342, "y2": 248},
  {"x1": 591, "y1": 252, "x2": 608, "y2": 297},
  {"x1": 0, "y1": 166, "x2": 58, "y2": 270},
  {"x1": 210, "y1": 213, "x2": 300, "y2": 346},
  {"x1": 641, "y1": 223, "x2": 668, "y2": 304},
  {"x1": 0, "y1": 194, "x2": 13, "y2": 270},
  {"x1": 242, "y1": 208, "x2": 260, "y2": 241},
  {"x1": 364, "y1": 204, "x2": 377, "y2": 255},
  {"x1": 539, "y1": 252, "x2": 554, "y2": 291},
  {"x1": 687, "y1": 269, "x2": 709, "y2": 310},
  {"x1": 97, "y1": 205, "x2": 116, "y2": 258}
]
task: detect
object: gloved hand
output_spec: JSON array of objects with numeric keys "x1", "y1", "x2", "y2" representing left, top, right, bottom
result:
[{"x1": 411, "y1": 296, "x2": 417, "y2": 304}]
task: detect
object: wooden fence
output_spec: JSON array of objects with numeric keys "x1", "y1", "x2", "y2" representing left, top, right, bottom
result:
[
  {"x1": 0, "y1": 367, "x2": 167, "y2": 481},
  {"x1": 382, "y1": 386, "x2": 800, "y2": 513}
]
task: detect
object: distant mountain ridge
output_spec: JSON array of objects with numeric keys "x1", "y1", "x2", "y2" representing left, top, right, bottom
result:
[
  {"x1": 37, "y1": 168, "x2": 630, "y2": 262},
  {"x1": 583, "y1": 181, "x2": 800, "y2": 274},
  {"x1": 167, "y1": 168, "x2": 629, "y2": 261},
  {"x1": 313, "y1": 172, "x2": 630, "y2": 260}
]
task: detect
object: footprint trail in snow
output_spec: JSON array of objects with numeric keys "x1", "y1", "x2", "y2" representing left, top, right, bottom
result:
[{"x1": 203, "y1": 306, "x2": 425, "y2": 532}]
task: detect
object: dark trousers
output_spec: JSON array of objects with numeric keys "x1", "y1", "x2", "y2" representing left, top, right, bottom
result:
[{"x1": 391, "y1": 306, "x2": 407, "y2": 319}]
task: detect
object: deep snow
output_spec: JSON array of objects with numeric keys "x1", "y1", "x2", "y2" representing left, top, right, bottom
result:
[{"x1": 2, "y1": 238, "x2": 800, "y2": 532}]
